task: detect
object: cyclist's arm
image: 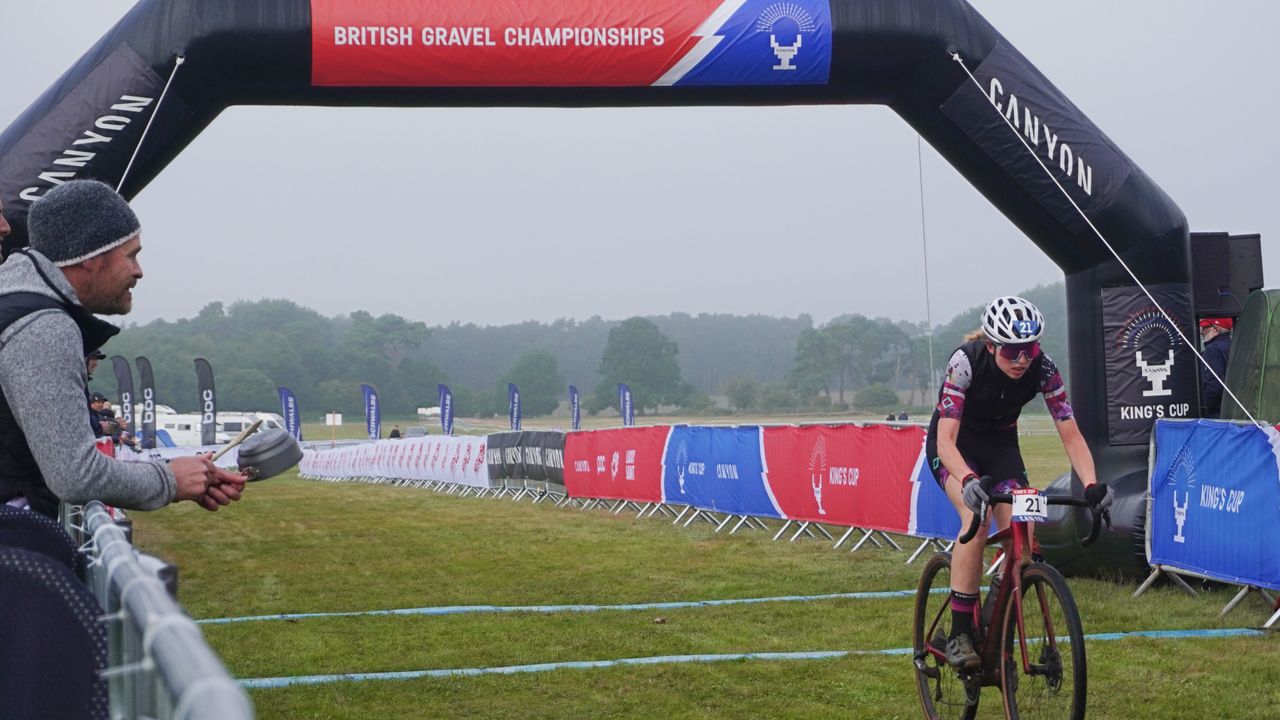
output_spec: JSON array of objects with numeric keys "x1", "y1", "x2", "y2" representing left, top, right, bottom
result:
[
  {"x1": 1054, "y1": 417, "x2": 1097, "y2": 487},
  {"x1": 1037, "y1": 352, "x2": 1097, "y2": 487},
  {"x1": 935, "y1": 349, "x2": 977, "y2": 484},
  {"x1": 936, "y1": 417, "x2": 975, "y2": 485}
]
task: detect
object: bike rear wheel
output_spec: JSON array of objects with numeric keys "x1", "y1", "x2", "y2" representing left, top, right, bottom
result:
[
  {"x1": 914, "y1": 552, "x2": 979, "y2": 720},
  {"x1": 1000, "y1": 562, "x2": 1086, "y2": 720}
]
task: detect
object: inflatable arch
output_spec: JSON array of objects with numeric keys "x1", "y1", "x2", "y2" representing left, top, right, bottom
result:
[{"x1": 0, "y1": 0, "x2": 1196, "y2": 576}]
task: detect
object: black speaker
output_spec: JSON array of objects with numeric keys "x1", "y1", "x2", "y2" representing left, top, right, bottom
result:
[{"x1": 1190, "y1": 232, "x2": 1263, "y2": 317}]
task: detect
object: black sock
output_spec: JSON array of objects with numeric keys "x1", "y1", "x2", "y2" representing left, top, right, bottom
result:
[{"x1": 950, "y1": 590, "x2": 979, "y2": 639}]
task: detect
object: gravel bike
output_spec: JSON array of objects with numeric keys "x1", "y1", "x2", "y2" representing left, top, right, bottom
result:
[{"x1": 913, "y1": 479, "x2": 1107, "y2": 720}]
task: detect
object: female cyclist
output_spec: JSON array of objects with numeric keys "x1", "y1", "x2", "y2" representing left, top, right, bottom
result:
[{"x1": 925, "y1": 295, "x2": 1113, "y2": 670}]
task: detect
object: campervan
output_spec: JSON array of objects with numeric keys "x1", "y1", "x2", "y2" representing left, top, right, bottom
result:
[{"x1": 151, "y1": 410, "x2": 284, "y2": 447}]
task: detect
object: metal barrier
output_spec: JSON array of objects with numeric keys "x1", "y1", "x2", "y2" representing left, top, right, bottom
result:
[{"x1": 65, "y1": 502, "x2": 254, "y2": 720}]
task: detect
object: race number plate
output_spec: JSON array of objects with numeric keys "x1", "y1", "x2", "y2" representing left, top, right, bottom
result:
[{"x1": 1010, "y1": 488, "x2": 1047, "y2": 523}]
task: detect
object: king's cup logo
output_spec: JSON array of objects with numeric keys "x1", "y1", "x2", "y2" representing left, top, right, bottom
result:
[
  {"x1": 756, "y1": 3, "x2": 816, "y2": 71},
  {"x1": 809, "y1": 436, "x2": 828, "y2": 516}
]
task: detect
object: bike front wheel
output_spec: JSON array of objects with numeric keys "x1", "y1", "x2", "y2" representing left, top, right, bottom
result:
[
  {"x1": 913, "y1": 552, "x2": 978, "y2": 720},
  {"x1": 1000, "y1": 562, "x2": 1086, "y2": 720}
]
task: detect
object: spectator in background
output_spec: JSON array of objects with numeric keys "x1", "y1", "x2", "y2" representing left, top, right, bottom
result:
[
  {"x1": 85, "y1": 348, "x2": 106, "y2": 381},
  {"x1": 897, "y1": 410, "x2": 910, "y2": 422},
  {"x1": 388, "y1": 424, "x2": 402, "y2": 439},
  {"x1": 1199, "y1": 318, "x2": 1233, "y2": 418},
  {"x1": 88, "y1": 392, "x2": 110, "y2": 438},
  {"x1": 885, "y1": 412, "x2": 896, "y2": 422},
  {"x1": 0, "y1": 179, "x2": 245, "y2": 517}
]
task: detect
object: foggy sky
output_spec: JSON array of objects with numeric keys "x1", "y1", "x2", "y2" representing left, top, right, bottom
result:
[{"x1": 2, "y1": 1, "x2": 1274, "y2": 329}]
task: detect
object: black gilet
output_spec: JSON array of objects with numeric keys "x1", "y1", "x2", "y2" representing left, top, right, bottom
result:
[{"x1": 0, "y1": 253, "x2": 119, "y2": 517}]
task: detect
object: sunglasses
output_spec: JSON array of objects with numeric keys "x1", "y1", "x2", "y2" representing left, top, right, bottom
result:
[{"x1": 995, "y1": 341, "x2": 1040, "y2": 362}]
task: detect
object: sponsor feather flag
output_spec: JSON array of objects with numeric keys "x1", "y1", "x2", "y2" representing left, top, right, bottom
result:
[
  {"x1": 361, "y1": 384, "x2": 381, "y2": 440},
  {"x1": 569, "y1": 384, "x2": 580, "y2": 431},
  {"x1": 438, "y1": 383, "x2": 454, "y2": 436},
  {"x1": 618, "y1": 383, "x2": 633, "y2": 427},
  {"x1": 278, "y1": 387, "x2": 302, "y2": 441},
  {"x1": 508, "y1": 382, "x2": 521, "y2": 431},
  {"x1": 110, "y1": 355, "x2": 134, "y2": 430},
  {"x1": 194, "y1": 358, "x2": 216, "y2": 446},
  {"x1": 135, "y1": 356, "x2": 157, "y2": 449}
]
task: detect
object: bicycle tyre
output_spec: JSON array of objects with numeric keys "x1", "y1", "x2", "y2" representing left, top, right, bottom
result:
[
  {"x1": 1000, "y1": 562, "x2": 1086, "y2": 720},
  {"x1": 913, "y1": 552, "x2": 979, "y2": 720}
]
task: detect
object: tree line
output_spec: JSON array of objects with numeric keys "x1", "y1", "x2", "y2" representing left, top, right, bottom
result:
[{"x1": 90, "y1": 284, "x2": 1066, "y2": 419}]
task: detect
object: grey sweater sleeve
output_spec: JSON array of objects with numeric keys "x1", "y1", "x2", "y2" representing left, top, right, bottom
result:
[{"x1": 0, "y1": 311, "x2": 176, "y2": 510}]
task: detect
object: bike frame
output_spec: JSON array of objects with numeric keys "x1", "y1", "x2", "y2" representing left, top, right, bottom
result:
[{"x1": 923, "y1": 492, "x2": 1100, "y2": 686}]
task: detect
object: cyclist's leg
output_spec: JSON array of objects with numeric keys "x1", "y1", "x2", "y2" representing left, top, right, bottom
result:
[
  {"x1": 983, "y1": 431, "x2": 1033, "y2": 559},
  {"x1": 928, "y1": 431, "x2": 986, "y2": 670}
]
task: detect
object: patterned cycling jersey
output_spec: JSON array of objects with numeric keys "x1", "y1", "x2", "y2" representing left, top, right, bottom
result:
[{"x1": 934, "y1": 339, "x2": 1073, "y2": 431}]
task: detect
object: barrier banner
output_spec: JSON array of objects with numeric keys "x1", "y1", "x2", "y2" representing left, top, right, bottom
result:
[
  {"x1": 300, "y1": 436, "x2": 490, "y2": 487},
  {"x1": 277, "y1": 387, "x2": 303, "y2": 441},
  {"x1": 761, "y1": 424, "x2": 916, "y2": 531},
  {"x1": 520, "y1": 431, "x2": 566, "y2": 483},
  {"x1": 486, "y1": 431, "x2": 519, "y2": 481},
  {"x1": 564, "y1": 426, "x2": 669, "y2": 502},
  {"x1": 663, "y1": 426, "x2": 779, "y2": 517},
  {"x1": 908, "y1": 449, "x2": 964, "y2": 541},
  {"x1": 569, "y1": 384, "x2": 580, "y2": 431},
  {"x1": 194, "y1": 358, "x2": 217, "y2": 446},
  {"x1": 361, "y1": 383, "x2": 381, "y2": 440},
  {"x1": 310, "y1": 0, "x2": 832, "y2": 88},
  {"x1": 1148, "y1": 419, "x2": 1280, "y2": 590}
]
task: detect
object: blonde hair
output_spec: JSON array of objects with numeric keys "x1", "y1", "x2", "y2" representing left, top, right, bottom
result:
[{"x1": 963, "y1": 328, "x2": 987, "y2": 343}]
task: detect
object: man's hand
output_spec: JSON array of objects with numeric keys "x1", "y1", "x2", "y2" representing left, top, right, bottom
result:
[{"x1": 170, "y1": 455, "x2": 248, "y2": 511}]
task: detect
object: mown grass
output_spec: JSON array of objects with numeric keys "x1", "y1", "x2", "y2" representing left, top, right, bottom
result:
[{"x1": 129, "y1": 433, "x2": 1280, "y2": 719}]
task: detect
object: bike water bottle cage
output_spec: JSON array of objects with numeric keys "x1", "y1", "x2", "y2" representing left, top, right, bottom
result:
[{"x1": 994, "y1": 340, "x2": 1040, "y2": 363}]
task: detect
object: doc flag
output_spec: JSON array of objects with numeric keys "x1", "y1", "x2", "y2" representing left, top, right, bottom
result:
[
  {"x1": 508, "y1": 383, "x2": 521, "y2": 431},
  {"x1": 110, "y1": 355, "x2": 134, "y2": 431},
  {"x1": 569, "y1": 385, "x2": 580, "y2": 431},
  {"x1": 618, "y1": 383, "x2": 634, "y2": 427},
  {"x1": 360, "y1": 384, "x2": 381, "y2": 440},
  {"x1": 194, "y1": 358, "x2": 217, "y2": 446},
  {"x1": 135, "y1": 355, "x2": 156, "y2": 449},
  {"x1": 438, "y1": 384, "x2": 454, "y2": 436},
  {"x1": 1148, "y1": 419, "x2": 1280, "y2": 590}
]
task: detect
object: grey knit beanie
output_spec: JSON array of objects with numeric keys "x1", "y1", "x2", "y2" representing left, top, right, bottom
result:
[{"x1": 28, "y1": 179, "x2": 141, "y2": 267}]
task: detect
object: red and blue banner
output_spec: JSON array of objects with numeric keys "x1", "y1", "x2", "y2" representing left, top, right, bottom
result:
[
  {"x1": 1148, "y1": 419, "x2": 1280, "y2": 591},
  {"x1": 311, "y1": 0, "x2": 831, "y2": 88},
  {"x1": 564, "y1": 425, "x2": 669, "y2": 502},
  {"x1": 663, "y1": 426, "x2": 779, "y2": 517}
]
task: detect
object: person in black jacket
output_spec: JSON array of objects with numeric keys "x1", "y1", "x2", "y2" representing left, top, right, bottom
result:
[{"x1": 1199, "y1": 318, "x2": 1233, "y2": 418}]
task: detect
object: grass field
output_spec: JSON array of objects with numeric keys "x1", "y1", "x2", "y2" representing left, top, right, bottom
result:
[{"x1": 130, "y1": 433, "x2": 1280, "y2": 719}]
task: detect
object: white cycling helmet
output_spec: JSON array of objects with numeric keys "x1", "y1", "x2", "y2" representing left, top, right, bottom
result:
[{"x1": 981, "y1": 296, "x2": 1045, "y2": 344}]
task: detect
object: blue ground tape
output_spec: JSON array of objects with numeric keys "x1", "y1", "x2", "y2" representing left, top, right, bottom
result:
[
  {"x1": 199, "y1": 588, "x2": 943, "y2": 625},
  {"x1": 238, "y1": 627, "x2": 1263, "y2": 690}
]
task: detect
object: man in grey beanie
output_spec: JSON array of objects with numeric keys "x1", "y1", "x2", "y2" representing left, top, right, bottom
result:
[{"x1": 0, "y1": 179, "x2": 245, "y2": 517}]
